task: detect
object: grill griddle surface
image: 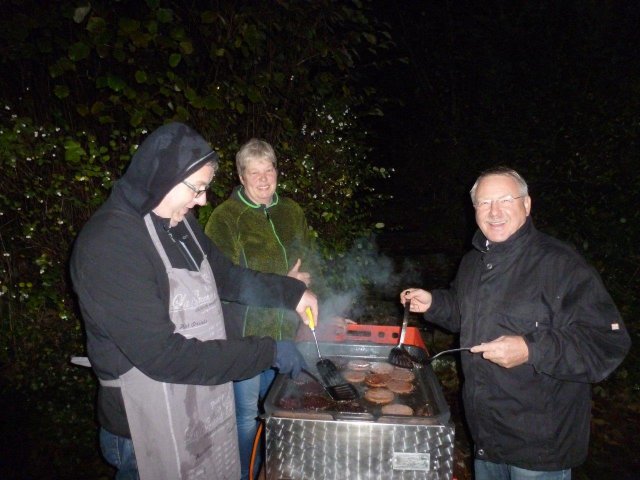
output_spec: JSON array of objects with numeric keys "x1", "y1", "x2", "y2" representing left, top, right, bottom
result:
[{"x1": 265, "y1": 341, "x2": 449, "y2": 424}]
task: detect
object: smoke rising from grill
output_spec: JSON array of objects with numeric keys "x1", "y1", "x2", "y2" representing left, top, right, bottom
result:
[{"x1": 316, "y1": 236, "x2": 424, "y2": 322}]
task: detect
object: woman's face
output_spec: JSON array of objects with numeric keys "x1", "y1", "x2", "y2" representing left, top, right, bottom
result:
[{"x1": 240, "y1": 156, "x2": 278, "y2": 205}]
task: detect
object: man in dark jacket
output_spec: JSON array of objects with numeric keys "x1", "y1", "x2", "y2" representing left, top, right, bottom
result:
[
  {"x1": 401, "y1": 167, "x2": 630, "y2": 480},
  {"x1": 70, "y1": 122, "x2": 316, "y2": 480}
]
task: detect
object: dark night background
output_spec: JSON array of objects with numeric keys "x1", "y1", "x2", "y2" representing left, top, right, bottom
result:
[
  {"x1": 371, "y1": 1, "x2": 639, "y2": 245},
  {"x1": 1, "y1": 1, "x2": 638, "y2": 479},
  {"x1": 372, "y1": 3, "x2": 640, "y2": 479}
]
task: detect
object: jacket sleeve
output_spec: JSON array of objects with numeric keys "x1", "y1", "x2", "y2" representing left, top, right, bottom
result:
[
  {"x1": 524, "y1": 260, "x2": 631, "y2": 383},
  {"x1": 423, "y1": 285, "x2": 463, "y2": 334}
]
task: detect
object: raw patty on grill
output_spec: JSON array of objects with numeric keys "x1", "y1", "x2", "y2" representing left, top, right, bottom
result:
[
  {"x1": 391, "y1": 367, "x2": 415, "y2": 383},
  {"x1": 370, "y1": 361, "x2": 395, "y2": 375},
  {"x1": 346, "y1": 359, "x2": 371, "y2": 371},
  {"x1": 364, "y1": 387, "x2": 395, "y2": 404},
  {"x1": 381, "y1": 403, "x2": 414, "y2": 416}
]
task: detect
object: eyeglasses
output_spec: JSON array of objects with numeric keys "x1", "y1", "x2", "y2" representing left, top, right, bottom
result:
[
  {"x1": 474, "y1": 195, "x2": 525, "y2": 211},
  {"x1": 182, "y1": 180, "x2": 209, "y2": 198}
]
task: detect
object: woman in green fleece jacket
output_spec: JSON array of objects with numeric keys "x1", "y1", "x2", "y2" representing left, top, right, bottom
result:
[{"x1": 204, "y1": 138, "x2": 314, "y2": 479}]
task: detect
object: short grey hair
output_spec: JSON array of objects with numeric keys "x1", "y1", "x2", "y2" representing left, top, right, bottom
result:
[
  {"x1": 236, "y1": 138, "x2": 277, "y2": 177},
  {"x1": 469, "y1": 166, "x2": 529, "y2": 204}
]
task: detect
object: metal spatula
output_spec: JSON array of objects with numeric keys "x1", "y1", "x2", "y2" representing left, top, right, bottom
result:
[
  {"x1": 302, "y1": 368, "x2": 358, "y2": 402},
  {"x1": 306, "y1": 308, "x2": 356, "y2": 398},
  {"x1": 388, "y1": 301, "x2": 420, "y2": 368}
]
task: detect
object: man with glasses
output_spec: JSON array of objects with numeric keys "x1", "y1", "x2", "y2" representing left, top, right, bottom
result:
[
  {"x1": 401, "y1": 167, "x2": 630, "y2": 480},
  {"x1": 70, "y1": 122, "x2": 316, "y2": 479}
]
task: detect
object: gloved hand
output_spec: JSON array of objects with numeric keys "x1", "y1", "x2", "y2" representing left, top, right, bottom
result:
[{"x1": 274, "y1": 340, "x2": 308, "y2": 378}]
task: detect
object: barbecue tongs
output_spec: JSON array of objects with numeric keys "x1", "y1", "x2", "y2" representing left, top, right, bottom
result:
[{"x1": 306, "y1": 308, "x2": 358, "y2": 401}]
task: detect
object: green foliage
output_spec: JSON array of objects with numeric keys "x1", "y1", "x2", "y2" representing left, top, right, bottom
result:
[
  {"x1": 0, "y1": 116, "x2": 136, "y2": 477},
  {"x1": 14, "y1": 0, "x2": 392, "y2": 241}
]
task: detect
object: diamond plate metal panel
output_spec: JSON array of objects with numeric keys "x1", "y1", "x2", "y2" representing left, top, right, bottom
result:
[{"x1": 265, "y1": 417, "x2": 454, "y2": 479}]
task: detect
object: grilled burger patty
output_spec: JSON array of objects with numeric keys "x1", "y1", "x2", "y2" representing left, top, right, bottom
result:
[
  {"x1": 370, "y1": 361, "x2": 395, "y2": 375},
  {"x1": 386, "y1": 379, "x2": 414, "y2": 394},
  {"x1": 381, "y1": 403, "x2": 414, "y2": 416},
  {"x1": 364, "y1": 373, "x2": 391, "y2": 388},
  {"x1": 342, "y1": 370, "x2": 367, "y2": 383},
  {"x1": 364, "y1": 387, "x2": 395, "y2": 404}
]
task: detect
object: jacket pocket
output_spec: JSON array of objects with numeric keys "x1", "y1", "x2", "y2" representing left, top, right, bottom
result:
[{"x1": 492, "y1": 300, "x2": 552, "y2": 336}]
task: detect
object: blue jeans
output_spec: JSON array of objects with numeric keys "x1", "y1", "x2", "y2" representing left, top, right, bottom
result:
[
  {"x1": 234, "y1": 368, "x2": 276, "y2": 480},
  {"x1": 99, "y1": 427, "x2": 139, "y2": 480},
  {"x1": 474, "y1": 459, "x2": 571, "y2": 480}
]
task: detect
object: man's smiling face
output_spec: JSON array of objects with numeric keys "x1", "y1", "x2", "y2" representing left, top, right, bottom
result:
[{"x1": 473, "y1": 174, "x2": 531, "y2": 243}]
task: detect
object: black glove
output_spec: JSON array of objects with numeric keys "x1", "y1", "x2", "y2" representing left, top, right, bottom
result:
[{"x1": 274, "y1": 340, "x2": 308, "y2": 378}]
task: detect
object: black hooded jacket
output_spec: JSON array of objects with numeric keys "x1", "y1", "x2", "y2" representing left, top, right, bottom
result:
[
  {"x1": 70, "y1": 123, "x2": 306, "y2": 437},
  {"x1": 425, "y1": 217, "x2": 630, "y2": 470}
]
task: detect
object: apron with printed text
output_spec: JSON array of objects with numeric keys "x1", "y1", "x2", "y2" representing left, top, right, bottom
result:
[{"x1": 113, "y1": 215, "x2": 239, "y2": 479}]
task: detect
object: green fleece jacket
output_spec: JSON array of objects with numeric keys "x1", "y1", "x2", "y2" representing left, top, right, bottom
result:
[{"x1": 205, "y1": 186, "x2": 313, "y2": 340}]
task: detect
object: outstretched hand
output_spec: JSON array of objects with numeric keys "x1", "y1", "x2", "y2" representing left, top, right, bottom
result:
[{"x1": 288, "y1": 258, "x2": 311, "y2": 287}]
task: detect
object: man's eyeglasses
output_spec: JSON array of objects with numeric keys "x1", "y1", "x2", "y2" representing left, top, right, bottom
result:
[
  {"x1": 474, "y1": 195, "x2": 525, "y2": 211},
  {"x1": 182, "y1": 180, "x2": 209, "y2": 198}
]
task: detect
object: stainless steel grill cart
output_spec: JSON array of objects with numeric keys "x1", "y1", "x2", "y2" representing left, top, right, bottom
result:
[{"x1": 263, "y1": 325, "x2": 455, "y2": 479}]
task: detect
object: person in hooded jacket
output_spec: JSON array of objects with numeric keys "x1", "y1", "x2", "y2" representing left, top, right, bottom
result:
[
  {"x1": 70, "y1": 123, "x2": 317, "y2": 480},
  {"x1": 401, "y1": 167, "x2": 630, "y2": 480}
]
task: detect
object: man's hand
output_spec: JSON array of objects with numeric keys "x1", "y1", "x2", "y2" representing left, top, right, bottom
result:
[
  {"x1": 274, "y1": 340, "x2": 308, "y2": 378},
  {"x1": 400, "y1": 288, "x2": 433, "y2": 313},
  {"x1": 288, "y1": 258, "x2": 311, "y2": 287},
  {"x1": 295, "y1": 289, "x2": 318, "y2": 326},
  {"x1": 470, "y1": 335, "x2": 529, "y2": 368}
]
